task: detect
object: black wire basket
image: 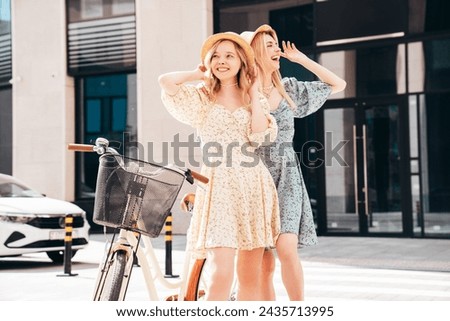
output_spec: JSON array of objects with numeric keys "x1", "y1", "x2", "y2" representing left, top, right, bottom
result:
[{"x1": 93, "y1": 155, "x2": 185, "y2": 237}]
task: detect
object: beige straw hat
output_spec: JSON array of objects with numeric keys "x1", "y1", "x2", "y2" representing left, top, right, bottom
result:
[
  {"x1": 200, "y1": 32, "x2": 255, "y2": 65},
  {"x1": 240, "y1": 24, "x2": 277, "y2": 45}
]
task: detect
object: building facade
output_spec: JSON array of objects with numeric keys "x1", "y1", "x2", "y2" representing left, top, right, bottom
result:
[{"x1": 0, "y1": 0, "x2": 449, "y2": 238}]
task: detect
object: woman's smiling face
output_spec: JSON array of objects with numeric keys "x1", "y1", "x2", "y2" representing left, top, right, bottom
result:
[
  {"x1": 210, "y1": 40, "x2": 242, "y2": 82},
  {"x1": 263, "y1": 33, "x2": 281, "y2": 71}
]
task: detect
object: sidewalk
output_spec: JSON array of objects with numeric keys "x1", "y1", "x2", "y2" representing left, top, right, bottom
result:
[
  {"x1": 0, "y1": 234, "x2": 449, "y2": 301},
  {"x1": 299, "y1": 236, "x2": 450, "y2": 272},
  {"x1": 151, "y1": 234, "x2": 450, "y2": 301}
]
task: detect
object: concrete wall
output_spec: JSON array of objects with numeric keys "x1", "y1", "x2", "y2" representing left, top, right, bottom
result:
[
  {"x1": 10, "y1": 0, "x2": 214, "y2": 233},
  {"x1": 136, "y1": 0, "x2": 213, "y2": 233},
  {"x1": 11, "y1": 0, "x2": 75, "y2": 201}
]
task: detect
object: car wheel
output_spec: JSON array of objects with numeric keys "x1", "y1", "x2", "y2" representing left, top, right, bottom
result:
[{"x1": 46, "y1": 250, "x2": 78, "y2": 264}]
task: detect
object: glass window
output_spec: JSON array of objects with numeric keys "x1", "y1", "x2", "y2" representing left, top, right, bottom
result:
[
  {"x1": 280, "y1": 53, "x2": 316, "y2": 82},
  {"x1": 411, "y1": 175, "x2": 422, "y2": 236},
  {"x1": 112, "y1": 98, "x2": 127, "y2": 132},
  {"x1": 424, "y1": 0, "x2": 450, "y2": 33},
  {"x1": 111, "y1": 0, "x2": 135, "y2": 16},
  {"x1": 319, "y1": 44, "x2": 406, "y2": 99},
  {"x1": 319, "y1": 51, "x2": 354, "y2": 99},
  {"x1": 407, "y1": 42, "x2": 425, "y2": 93},
  {"x1": 419, "y1": 93, "x2": 450, "y2": 236},
  {"x1": 0, "y1": 0, "x2": 11, "y2": 33},
  {"x1": 0, "y1": 0, "x2": 12, "y2": 86},
  {"x1": 80, "y1": 0, "x2": 103, "y2": 20},
  {"x1": 408, "y1": 38, "x2": 450, "y2": 93},
  {"x1": 68, "y1": 0, "x2": 135, "y2": 22},
  {"x1": 324, "y1": 108, "x2": 357, "y2": 233},
  {"x1": 86, "y1": 99, "x2": 101, "y2": 133},
  {"x1": 407, "y1": 0, "x2": 450, "y2": 34},
  {"x1": 356, "y1": 44, "x2": 406, "y2": 96},
  {"x1": 0, "y1": 87, "x2": 12, "y2": 175},
  {"x1": 270, "y1": 4, "x2": 313, "y2": 47},
  {"x1": 316, "y1": 0, "x2": 407, "y2": 43},
  {"x1": 424, "y1": 38, "x2": 450, "y2": 92},
  {"x1": 408, "y1": 95, "x2": 419, "y2": 158},
  {"x1": 77, "y1": 73, "x2": 137, "y2": 199}
]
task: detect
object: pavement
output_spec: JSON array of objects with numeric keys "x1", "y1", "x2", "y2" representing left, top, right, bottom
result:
[{"x1": 0, "y1": 233, "x2": 449, "y2": 301}]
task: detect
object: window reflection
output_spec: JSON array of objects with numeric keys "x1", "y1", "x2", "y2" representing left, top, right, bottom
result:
[
  {"x1": 77, "y1": 73, "x2": 137, "y2": 199},
  {"x1": 419, "y1": 93, "x2": 450, "y2": 235},
  {"x1": 409, "y1": 38, "x2": 450, "y2": 93},
  {"x1": 68, "y1": 0, "x2": 135, "y2": 22},
  {"x1": 424, "y1": 38, "x2": 450, "y2": 92},
  {"x1": 319, "y1": 44, "x2": 406, "y2": 99},
  {"x1": 319, "y1": 51, "x2": 355, "y2": 99},
  {"x1": 408, "y1": 42, "x2": 425, "y2": 93}
]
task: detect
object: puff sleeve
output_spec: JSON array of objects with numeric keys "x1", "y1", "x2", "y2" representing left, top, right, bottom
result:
[
  {"x1": 247, "y1": 94, "x2": 278, "y2": 145},
  {"x1": 283, "y1": 77, "x2": 332, "y2": 118},
  {"x1": 161, "y1": 84, "x2": 210, "y2": 128}
]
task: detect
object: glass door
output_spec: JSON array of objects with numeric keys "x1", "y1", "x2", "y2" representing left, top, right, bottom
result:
[
  {"x1": 323, "y1": 107, "x2": 358, "y2": 233},
  {"x1": 364, "y1": 104, "x2": 402, "y2": 233},
  {"x1": 323, "y1": 101, "x2": 405, "y2": 235}
]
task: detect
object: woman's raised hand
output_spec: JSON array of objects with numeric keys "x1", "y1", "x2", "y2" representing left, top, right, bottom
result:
[
  {"x1": 196, "y1": 64, "x2": 207, "y2": 80},
  {"x1": 280, "y1": 41, "x2": 308, "y2": 64},
  {"x1": 249, "y1": 65, "x2": 260, "y2": 99}
]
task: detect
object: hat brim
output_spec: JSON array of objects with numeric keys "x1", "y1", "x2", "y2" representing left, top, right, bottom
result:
[
  {"x1": 201, "y1": 32, "x2": 255, "y2": 66},
  {"x1": 240, "y1": 24, "x2": 277, "y2": 45}
]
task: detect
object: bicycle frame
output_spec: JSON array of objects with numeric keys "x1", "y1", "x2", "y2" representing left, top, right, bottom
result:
[{"x1": 92, "y1": 228, "x2": 194, "y2": 301}]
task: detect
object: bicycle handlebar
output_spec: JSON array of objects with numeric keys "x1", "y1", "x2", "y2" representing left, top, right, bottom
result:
[
  {"x1": 67, "y1": 143, "x2": 209, "y2": 184},
  {"x1": 190, "y1": 170, "x2": 208, "y2": 184},
  {"x1": 68, "y1": 143, "x2": 95, "y2": 152}
]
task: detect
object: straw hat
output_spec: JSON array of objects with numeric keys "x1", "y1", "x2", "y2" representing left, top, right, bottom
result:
[
  {"x1": 200, "y1": 32, "x2": 255, "y2": 65},
  {"x1": 240, "y1": 24, "x2": 277, "y2": 45}
]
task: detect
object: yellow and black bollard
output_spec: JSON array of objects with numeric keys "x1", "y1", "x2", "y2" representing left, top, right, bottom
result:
[
  {"x1": 57, "y1": 214, "x2": 78, "y2": 277},
  {"x1": 164, "y1": 213, "x2": 178, "y2": 278}
]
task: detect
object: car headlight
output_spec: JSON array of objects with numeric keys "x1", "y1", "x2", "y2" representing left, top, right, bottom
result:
[{"x1": 0, "y1": 213, "x2": 36, "y2": 224}]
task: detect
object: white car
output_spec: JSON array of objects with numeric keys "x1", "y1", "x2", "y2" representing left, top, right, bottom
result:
[{"x1": 0, "y1": 173, "x2": 90, "y2": 263}]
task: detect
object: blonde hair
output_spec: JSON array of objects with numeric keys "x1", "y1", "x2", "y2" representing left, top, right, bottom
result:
[
  {"x1": 203, "y1": 39, "x2": 255, "y2": 104},
  {"x1": 251, "y1": 32, "x2": 296, "y2": 109}
]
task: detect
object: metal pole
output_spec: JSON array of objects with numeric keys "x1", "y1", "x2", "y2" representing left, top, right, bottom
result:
[
  {"x1": 57, "y1": 214, "x2": 78, "y2": 277},
  {"x1": 164, "y1": 213, "x2": 178, "y2": 278}
]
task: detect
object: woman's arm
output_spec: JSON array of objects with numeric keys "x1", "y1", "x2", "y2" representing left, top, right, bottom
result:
[
  {"x1": 281, "y1": 41, "x2": 347, "y2": 94},
  {"x1": 249, "y1": 79, "x2": 269, "y2": 133},
  {"x1": 158, "y1": 65, "x2": 205, "y2": 95}
]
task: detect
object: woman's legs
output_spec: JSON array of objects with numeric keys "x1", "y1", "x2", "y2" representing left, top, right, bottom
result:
[
  {"x1": 205, "y1": 247, "x2": 236, "y2": 301},
  {"x1": 276, "y1": 233, "x2": 304, "y2": 300},
  {"x1": 260, "y1": 249, "x2": 276, "y2": 300},
  {"x1": 236, "y1": 247, "x2": 265, "y2": 300}
]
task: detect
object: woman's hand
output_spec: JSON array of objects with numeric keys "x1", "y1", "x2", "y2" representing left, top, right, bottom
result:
[
  {"x1": 195, "y1": 64, "x2": 207, "y2": 80},
  {"x1": 280, "y1": 41, "x2": 309, "y2": 65},
  {"x1": 248, "y1": 66, "x2": 260, "y2": 101},
  {"x1": 280, "y1": 41, "x2": 347, "y2": 94}
]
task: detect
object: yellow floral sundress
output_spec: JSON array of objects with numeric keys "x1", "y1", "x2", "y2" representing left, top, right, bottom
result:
[{"x1": 161, "y1": 84, "x2": 280, "y2": 254}]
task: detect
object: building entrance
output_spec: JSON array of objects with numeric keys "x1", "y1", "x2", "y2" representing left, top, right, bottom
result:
[{"x1": 321, "y1": 98, "x2": 410, "y2": 235}]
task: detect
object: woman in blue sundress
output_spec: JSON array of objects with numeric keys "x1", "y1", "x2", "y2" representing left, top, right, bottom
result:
[{"x1": 241, "y1": 25, "x2": 346, "y2": 300}]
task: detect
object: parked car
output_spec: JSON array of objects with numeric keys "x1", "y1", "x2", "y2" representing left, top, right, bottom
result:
[{"x1": 0, "y1": 173, "x2": 90, "y2": 263}]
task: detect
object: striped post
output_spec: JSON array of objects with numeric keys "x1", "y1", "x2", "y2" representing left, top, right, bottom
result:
[
  {"x1": 164, "y1": 213, "x2": 178, "y2": 278},
  {"x1": 58, "y1": 214, "x2": 78, "y2": 277}
]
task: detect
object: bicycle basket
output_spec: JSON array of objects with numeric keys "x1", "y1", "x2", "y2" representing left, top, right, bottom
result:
[{"x1": 93, "y1": 155, "x2": 185, "y2": 237}]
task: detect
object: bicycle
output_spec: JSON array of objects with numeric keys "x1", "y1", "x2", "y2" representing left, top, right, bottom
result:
[{"x1": 68, "y1": 137, "x2": 209, "y2": 301}]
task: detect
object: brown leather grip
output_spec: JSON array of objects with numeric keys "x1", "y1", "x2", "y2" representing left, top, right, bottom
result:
[
  {"x1": 190, "y1": 170, "x2": 209, "y2": 184},
  {"x1": 67, "y1": 143, "x2": 95, "y2": 152}
]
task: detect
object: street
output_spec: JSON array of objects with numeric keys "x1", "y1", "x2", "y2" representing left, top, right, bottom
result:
[{"x1": 1, "y1": 234, "x2": 449, "y2": 301}]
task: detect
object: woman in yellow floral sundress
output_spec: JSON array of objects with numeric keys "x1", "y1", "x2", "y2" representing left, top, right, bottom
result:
[{"x1": 158, "y1": 32, "x2": 280, "y2": 300}]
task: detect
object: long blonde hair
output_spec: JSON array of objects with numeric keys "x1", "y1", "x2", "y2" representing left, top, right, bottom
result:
[
  {"x1": 203, "y1": 39, "x2": 255, "y2": 104},
  {"x1": 251, "y1": 32, "x2": 296, "y2": 109}
]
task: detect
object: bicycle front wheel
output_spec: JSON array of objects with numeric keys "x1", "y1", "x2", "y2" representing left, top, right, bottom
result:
[{"x1": 99, "y1": 250, "x2": 129, "y2": 301}]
